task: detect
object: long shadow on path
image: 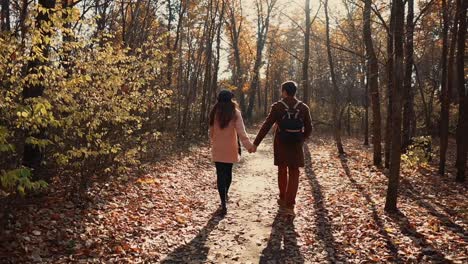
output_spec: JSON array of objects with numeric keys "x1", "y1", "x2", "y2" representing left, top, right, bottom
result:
[
  {"x1": 400, "y1": 178, "x2": 467, "y2": 241},
  {"x1": 340, "y1": 155, "x2": 454, "y2": 262},
  {"x1": 303, "y1": 145, "x2": 340, "y2": 263},
  {"x1": 160, "y1": 212, "x2": 223, "y2": 264},
  {"x1": 388, "y1": 211, "x2": 452, "y2": 263},
  {"x1": 260, "y1": 212, "x2": 304, "y2": 264},
  {"x1": 339, "y1": 156, "x2": 402, "y2": 263}
]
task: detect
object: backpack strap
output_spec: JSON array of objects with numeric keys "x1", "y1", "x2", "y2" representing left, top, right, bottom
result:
[
  {"x1": 279, "y1": 99, "x2": 303, "y2": 119},
  {"x1": 292, "y1": 101, "x2": 302, "y2": 109},
  {"x1": 293, "y1": 101, "x2": 302, "y2": 118},
  {"x1": 279, "y1": 99, "x2": 292, "y2": 119},
  {"x1": 279, "y1": 99, "x2": 289, "y2": 110}
]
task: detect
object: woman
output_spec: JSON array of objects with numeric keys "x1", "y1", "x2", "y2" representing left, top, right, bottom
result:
[{"x1": 209, "y1": 90, "x2": 254, "y2": 215}]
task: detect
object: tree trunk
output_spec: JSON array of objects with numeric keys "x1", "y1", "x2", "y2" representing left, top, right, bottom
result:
[
  {"x1": 363, "y1": 0, "x2": 382, "y2": 165},
  {"x1": 227, "y1": 0, "x2": 246, "y2": 113},
  {"x1": 347, "y1": 84, "x2": 351, "y2": 136},
  {"x1": 324, "y1": 0, "x2": 344, "y2": 154},
  {"x1": 22, "y1": 0, "x2": 56, "y2": 176},
  {"x1": 385, "y1": 0, "x2": 404, "y2": 213},
  {"x1": 18, "y1": 0, "x2": 29, "y2": 43},
  {"x1": 302, "y1": 0, "x2": 311, "y2": 105},
  {"x1": 199, "y1": 0, "x2": 218, "y2": 130},
  {"x1": 246, "y1": 0, "x2": 276, "y2": 121},
  {"x1": 439, "y1": 0, "x2": 451, "y2": 175},
  {"x1": 246, "y1": 42, "x2": 264, "y2": 120},
  {"x1": 1, "y1": 0, "x2": 10, "y2": 32},
  {"x1": 166, "y1": 0, "x2": 174, "y2": 86},
  {"x1": 455, "y1": 0, "x2": 467, "y2": 182},
  {"x1": 402, "y1": 0, "x2": 415, "y2": 151},
  {"x1": 209, "y1": 0, "x2": 225, "y2": 118},
  {"x1": 384, "y1": 10, "x2": 395, "y2": 169},
  {"x1": 165, "y1": 1, "x2": 186, "y2": 89},
  {"x1": 364, "y1": 69, "x2": 369, "y2": 146},
  {"x1": 264, "y1": 42, "x2": 273, "y2": 116}
]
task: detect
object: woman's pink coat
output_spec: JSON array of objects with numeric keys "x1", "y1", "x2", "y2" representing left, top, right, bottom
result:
[{"x1": 209, "y1": 110, "x2": 253, "y2": 163}]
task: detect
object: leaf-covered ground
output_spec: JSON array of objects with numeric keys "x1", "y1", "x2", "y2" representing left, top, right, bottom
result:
[{"x1": 1, "y1": 135, "x2": 467, "y2": 263}]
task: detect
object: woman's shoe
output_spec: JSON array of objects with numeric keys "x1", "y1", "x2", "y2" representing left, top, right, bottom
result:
[
  {"x1": 215, "y1": 205, "x2": 227, "y2": 216},
  {"x1": 221, "y1": 207, "x2": 227, "y2": 216}
]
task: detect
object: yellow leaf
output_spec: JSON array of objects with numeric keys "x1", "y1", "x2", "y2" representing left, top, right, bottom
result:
[
  {"x1": 136, "y1": 177, "x2": 158, "y2": 185},
  {"x1": 175, "y1": 215, "x2": 187, "y2": 225}
]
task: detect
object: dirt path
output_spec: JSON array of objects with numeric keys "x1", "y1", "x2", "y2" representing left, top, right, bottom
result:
[
  {"x1": 159, "y1": 135, "x2": 468, "y2": 264},
  {"x1": 161, "y1": 135, "x2": 307, "y2": 263},
  {"x1": 3, "y1": 134, "x2": 466, "y2": 263}
]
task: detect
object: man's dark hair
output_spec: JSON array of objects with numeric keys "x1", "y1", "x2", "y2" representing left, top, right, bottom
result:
[{"x1": 281, "y1": 81, "x2": 297, "y2": 96}]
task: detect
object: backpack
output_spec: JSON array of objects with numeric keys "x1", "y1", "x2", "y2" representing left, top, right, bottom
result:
[{"x1": 278, "y1": 99, "x2": 304, "y2": 143}]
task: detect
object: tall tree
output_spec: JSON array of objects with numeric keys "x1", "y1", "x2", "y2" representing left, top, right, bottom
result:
[
  {"x1": 402, "y1": 0, "x2": 415, "y2": 151},
  {"x1": 324, "y1": 0, "x2": 344, "y2": 154},
  {"x1": 94, "y1": 0, "x2": 113, "y2": 35},
  {"x1": 22, "y1": 0, "x2": 56, "y2": 176},
  {"x1": 200, "y1": 0, "x2": 221, "y2": 129},
  {"x1": 227, "y1": 0, "x2": 246, "y2": 113},
  {"x1": 264, "y1": 39, "x2": 273, "y2": 116},
  {"x1": 438, "y1": 0, "x2": 451, "y2": 175},
  {"x1": 302, "y1": 0, "x2": 311, "y2": 105},
  {"x1": 363, "y1": 0, "x2": 382, "y2": 165},
  {"x1": 384, "y1": 6, "x2": 395, "y2": 169},
  {"x1": 385, "y1": 0, "x2": 404, "y2": 212},
  {"x1": 246, "y1": 0, "x2": 277, "y2": 120},
  {"x1": 0, "y1": 0, "x2": 10, "y2": 32},
  {"x1": 166, "y1": 0, "x2": 187, "y2": 88},
  {"x1": 455, "y1": 0, "x2": 467, "y2": 182},
  {"x1": 363, "y1": 64, "x2": 369, "y2": 146},
  {"x1": 208, "y1": 0, "x2": 226, "y2": 117}
]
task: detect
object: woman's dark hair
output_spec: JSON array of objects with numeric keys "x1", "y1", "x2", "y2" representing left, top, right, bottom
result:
[
  {"x1": 281, "y1": 81, "x2": 297, "y2": 96},
  {"x1": 209, "y1": 90, "x2": 238, "y2": 129}
]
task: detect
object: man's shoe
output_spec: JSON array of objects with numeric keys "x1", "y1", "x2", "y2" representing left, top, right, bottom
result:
[{"x1": 284, "y1": 206, "x2": 295, "y2": 217}]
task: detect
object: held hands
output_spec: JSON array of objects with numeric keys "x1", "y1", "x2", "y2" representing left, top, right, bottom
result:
[{"x1": 248, "y1": 144, "x2": 257, "y2": 153}]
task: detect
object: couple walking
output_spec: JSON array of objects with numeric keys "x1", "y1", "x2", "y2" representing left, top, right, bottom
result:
[{"x1": 209, "y1": 81, "x2": 312, "y2": 216}]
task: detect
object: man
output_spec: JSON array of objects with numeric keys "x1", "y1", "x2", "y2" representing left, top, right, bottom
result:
[{"x1": 252, "y1": 81, "x2": 312, "y2": 216}]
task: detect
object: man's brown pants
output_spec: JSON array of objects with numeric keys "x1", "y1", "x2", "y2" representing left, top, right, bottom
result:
[{"x1": 278, "y1": 165, "x2": 300, "y2": 208}]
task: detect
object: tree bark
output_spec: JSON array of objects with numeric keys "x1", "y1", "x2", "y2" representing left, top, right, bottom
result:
[
  {"x1": 402, "y1": 0, "x2": 415, "y2": 151},
  {"x1": 1, "y1": 0, "x2": 10, "y2": 32},
  {"x1": 246, "y1": 0, "x2": 276, "y2": 120},
  {"x1": 302, "y1": 0, "x2": 311, "y2": 105},
  {"x1": 199, "y1": 0, "x2": 218, "y2": 130},
  {"x1": 364, "y1": 69, "x2": 369, "y2": 146},
  {"x1": 455, "y1": 0, "x2": 467, "y2": 182},
  {"x1": 324, "y1": 0, "x2": 344, "y2": 154},
  {"x1": 264, "y1": 41, "x2": 273, "y2": 116},
  {"x1": 210, "y1": 0, "x2": 225, "y2": 114},
  {"x1": 227, "y1": 0, "x2": 246, "y2": 113},
  {"x1": 165, "y1": 0, "x2": 186, "y2": 89},
  {"x1": 385, "y1": 0, "x2": 404, "y2": 213},
  {"x1": 18, "y1": 0, "x2": 29, "y2": 43},
  {"x1": 438, "y1": 0, "x2": 451, "y2": 175},
  {"x1": 363, "y1": 0, "x2": 382, "y2": 165},
  {"x1": 384, "y1": 9, "x2": 395, "y2": 169}
]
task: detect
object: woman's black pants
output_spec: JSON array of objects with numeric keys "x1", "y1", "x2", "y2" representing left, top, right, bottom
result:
[{"x1": 215, "y1": 162, "x2": 233, "y2": 209}]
